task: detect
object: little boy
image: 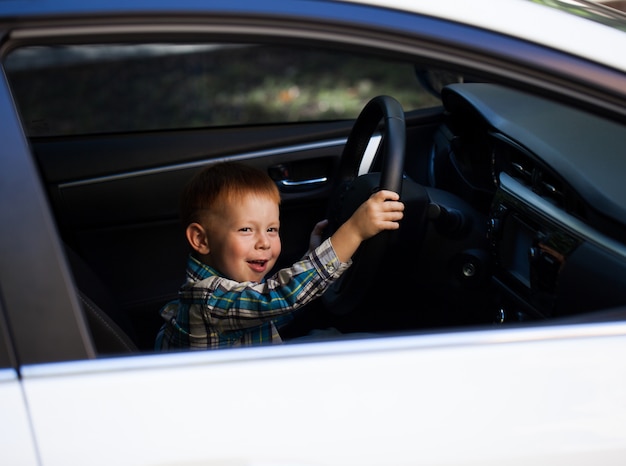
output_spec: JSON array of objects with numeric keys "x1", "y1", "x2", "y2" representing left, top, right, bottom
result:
[{"x1": 155, "y1": 161, "x2": 404, "y2": 350}]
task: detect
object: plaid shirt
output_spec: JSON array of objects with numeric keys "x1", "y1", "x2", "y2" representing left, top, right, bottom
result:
[{"x1": 155, "y1": 238, "x2": 350, "y2": 350}]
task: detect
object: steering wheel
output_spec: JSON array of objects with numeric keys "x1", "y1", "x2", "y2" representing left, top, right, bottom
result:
[{"x1": 322, "y1": 95, "x2": 407, "y2": 315}]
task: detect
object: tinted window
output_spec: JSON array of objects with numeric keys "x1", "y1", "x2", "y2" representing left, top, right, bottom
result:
[{"x1": 5, "y1": 43, "x2": 439, "y2": 137}]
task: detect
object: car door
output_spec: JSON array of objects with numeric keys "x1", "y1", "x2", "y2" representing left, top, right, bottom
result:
[
  {"x1": 3, "y1": 3, "x2": 626, "y2": 465},
  {"x1": 0, "y1": 44, "x2": 91, "y2": 465},
  {"x1": 0, "y1": 305, "x2": 38, "y2": 466}
]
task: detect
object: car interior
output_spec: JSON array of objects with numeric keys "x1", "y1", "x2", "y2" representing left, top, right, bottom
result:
[{"x1": 5, "y1": 38, "x2": 626, "y2": 356}]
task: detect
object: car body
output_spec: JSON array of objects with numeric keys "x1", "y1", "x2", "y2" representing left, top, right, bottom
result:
[{"x1": 2, "y1": 0, "x2": 626, "y2": 464}]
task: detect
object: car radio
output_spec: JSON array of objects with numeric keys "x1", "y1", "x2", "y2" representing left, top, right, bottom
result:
[{"x1": 487, "y1": 184, "x2": 580, "y2": 319}]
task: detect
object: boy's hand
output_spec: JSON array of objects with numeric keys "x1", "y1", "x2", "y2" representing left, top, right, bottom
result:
[
  {"x1": 351, "y1": 189, "x2": 404, "y2": 241},
  {"x1": 308, "y1": 219, "x2": 329, "y2": 253},
  {"x1": 329, "y1": 190, "x2": 404, "y2": 263}
]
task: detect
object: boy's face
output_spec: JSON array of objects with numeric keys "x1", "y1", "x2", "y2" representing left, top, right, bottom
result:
[{"x1": 203, "y1": 193, "x2": 281, "y2": 283}]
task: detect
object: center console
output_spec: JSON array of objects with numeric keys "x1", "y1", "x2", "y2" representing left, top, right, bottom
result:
[{"x1": 487, "y1": 174, "x2": 581, "y2": 320}]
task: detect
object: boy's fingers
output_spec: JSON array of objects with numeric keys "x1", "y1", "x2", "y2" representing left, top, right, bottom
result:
[
  {"x1": 374, "y1": 189, "x2": 400, "y2": 201},
  {"x1": 380, "y1": 200, "x2": 404, "y2": 215}
]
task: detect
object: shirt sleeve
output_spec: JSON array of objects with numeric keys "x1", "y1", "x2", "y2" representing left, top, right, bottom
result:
[{"x1": 182, "y1": 237, "x2": 351, "y2": 333}]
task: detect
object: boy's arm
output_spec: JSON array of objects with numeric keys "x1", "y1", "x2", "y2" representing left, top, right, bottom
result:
[{"x1": 185, "y1": 238, "x2": 350, "y2": 332}]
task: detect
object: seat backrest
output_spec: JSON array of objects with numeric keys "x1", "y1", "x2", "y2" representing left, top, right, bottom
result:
[
  {"x1": 77, "y1": 290, "x2": 139, "y2": 354},
  {"x1": 64, "y1": 244, "x2": 139, "y2": 354}
]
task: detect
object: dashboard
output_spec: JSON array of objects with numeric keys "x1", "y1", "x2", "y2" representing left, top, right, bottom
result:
[{"x1": 430, "y1": 83, "x2": 626, "y2": 322}]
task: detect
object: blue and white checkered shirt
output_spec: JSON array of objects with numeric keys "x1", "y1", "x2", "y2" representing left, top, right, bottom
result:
[{"x1": 155, "y1": 238, "x2": 350, "y2": 350}]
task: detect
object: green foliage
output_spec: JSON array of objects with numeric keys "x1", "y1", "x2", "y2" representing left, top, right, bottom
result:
[{"x1": 7, "y1": 43, "x2": 439, "y2": 136}]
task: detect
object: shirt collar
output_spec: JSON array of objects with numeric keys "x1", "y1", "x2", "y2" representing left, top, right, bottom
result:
[{"x1": 186, "y1": 253, "x2": 220, "y2": 282}]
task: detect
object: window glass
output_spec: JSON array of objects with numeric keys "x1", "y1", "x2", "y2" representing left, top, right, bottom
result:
[{"x1": 4, "y1": 43, "x2": 440, "y2": 137}]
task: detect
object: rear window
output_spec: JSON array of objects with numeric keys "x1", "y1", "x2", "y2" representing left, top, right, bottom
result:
[{"x1": 4, "y1": 42, "x2": 439, "y2": 137}]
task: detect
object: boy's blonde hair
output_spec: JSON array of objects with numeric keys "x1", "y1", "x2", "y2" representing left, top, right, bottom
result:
[{"x1": 180, "y1": 161, "x2": 281, "y2": 226}]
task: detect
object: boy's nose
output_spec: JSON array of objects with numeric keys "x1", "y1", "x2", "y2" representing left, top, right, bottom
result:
[{"x1": 256, "y1": 233, "x2": 271, "y2": 249}]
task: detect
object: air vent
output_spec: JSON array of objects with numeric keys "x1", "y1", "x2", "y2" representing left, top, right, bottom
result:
[
  {"x1": 492, "y1": 133, "x2": 587, "y2": 222},
  {"x1": 510, "y1": 160, "x2": 532, "y2": 184},
  {"x1": 507, "y1": 149, "x2": 533, "y2": 186},
  {"x1": 497, "y1": 137, "x2": 567, "y2": 210},
  {"x1": 534, "y1": 168, "x2": 566, "y2": 208}
]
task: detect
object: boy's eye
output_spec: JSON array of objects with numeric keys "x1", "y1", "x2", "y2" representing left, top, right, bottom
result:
[
  {"x1": 239, "y1": 227, "x2": 252, "y2": 232},
  {"x1": 268, "y1": 227, "x2": 279, "y2": 234}
]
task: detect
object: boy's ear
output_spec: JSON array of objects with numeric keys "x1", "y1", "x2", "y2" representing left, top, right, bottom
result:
[{"x1": 186, "y1": 223, "x2": 210, "y2": 254}]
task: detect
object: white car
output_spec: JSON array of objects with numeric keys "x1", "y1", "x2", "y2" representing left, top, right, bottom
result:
[{"x1": 2, "y1": 0, "x2": 626, "y2": 464}]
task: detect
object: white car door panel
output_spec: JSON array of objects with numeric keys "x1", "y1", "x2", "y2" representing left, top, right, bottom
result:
[
  {"x1": 0, "y1": 369, "x2": 39, "y2": 466},
  {"x1": 21, "y1": 325, "x2": 626, "y2": 466}
]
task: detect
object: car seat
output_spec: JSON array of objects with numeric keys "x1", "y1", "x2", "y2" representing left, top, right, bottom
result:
[{"x1": 64, "y1": 244, "x2": 139, "y2": 354}]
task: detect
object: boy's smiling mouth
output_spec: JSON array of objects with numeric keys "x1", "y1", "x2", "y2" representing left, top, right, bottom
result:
[{"x1": 247, "y1": 259, "x2": 268, "y2": 273}]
